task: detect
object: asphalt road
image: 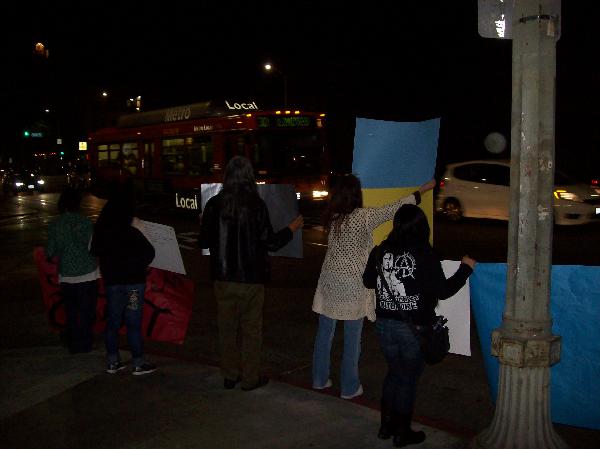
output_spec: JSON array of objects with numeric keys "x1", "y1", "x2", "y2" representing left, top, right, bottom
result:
[{"x1": 0, "y1": 191, "x2": 598, "y2": 448}]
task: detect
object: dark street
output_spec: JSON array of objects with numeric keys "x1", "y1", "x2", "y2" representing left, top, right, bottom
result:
[{"x1": 0, "y1": 191, "x2": 598, "y2": 448}]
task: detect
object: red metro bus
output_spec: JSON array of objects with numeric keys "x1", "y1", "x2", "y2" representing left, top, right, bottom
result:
[{"x1": 88, "y1": 100, "x2": 329, "y2": 211}]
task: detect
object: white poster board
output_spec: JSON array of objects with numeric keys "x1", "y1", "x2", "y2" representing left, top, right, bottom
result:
[
  {"x1": 200, "y1": 183, "x2": 303, "y2": 258},
  {"x1": 136, "y1": 220, "x2": 186, "y2": 275},
  {"x1": 436, "y1": 260, "x2": 471, "y2": 356}
]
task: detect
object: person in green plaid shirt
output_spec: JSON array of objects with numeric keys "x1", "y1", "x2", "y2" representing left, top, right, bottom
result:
[{"x1": 47, "y1": 188, "x2": 100, "y2": 353}]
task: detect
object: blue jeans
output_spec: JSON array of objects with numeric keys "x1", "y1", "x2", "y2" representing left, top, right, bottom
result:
[
  {"x1": 375, "y1": 318, "x2": 425, "y2": 415},
  {"x1": 312, "y1": 314, "x2": 363, "y2": 396},
  {"x1": 104, "y1": 283, "x2": 146, "y2": 368},
  {"x1": 61, "y1": 280, "x2": 98, "y2": 353}
]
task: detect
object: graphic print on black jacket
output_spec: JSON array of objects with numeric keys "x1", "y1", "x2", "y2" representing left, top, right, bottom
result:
[{"x1": 363, "y1": 242, "x2": 472, "y2": 325}]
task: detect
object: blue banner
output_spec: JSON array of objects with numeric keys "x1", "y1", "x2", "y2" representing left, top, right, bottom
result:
[
  {"x1": 471, "y1": 263, "x2": 600, "y2": 429},
  {"x1": 352, "y1": 117, "x2": 440, "y2": 188}
]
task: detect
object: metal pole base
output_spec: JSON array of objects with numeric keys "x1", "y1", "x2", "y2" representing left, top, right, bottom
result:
[{"x1": 472, "y1": 364, "x2": 569, "y2": 449}]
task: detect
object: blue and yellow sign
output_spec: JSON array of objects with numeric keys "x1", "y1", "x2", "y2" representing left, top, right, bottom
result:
[{"x1": 352, "y1": 117, "x2": 440, "y2": 244}]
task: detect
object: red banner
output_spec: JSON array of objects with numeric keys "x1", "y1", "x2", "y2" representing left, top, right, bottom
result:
[{"x1": 33, "y1": 247, "x2": 194, "y2": 344}]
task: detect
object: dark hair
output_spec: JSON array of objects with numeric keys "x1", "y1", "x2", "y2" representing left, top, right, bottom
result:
[
  {"x1": 221, "y1": 156, "x2": 259, "y2": 220},
  {"x1": 385, "y1": 204, "x2": 430, "y2": 246},
  {"x1": 322, "y1": 174, "x2": 363, "y2": 235},
  {"x1": 58, "y1": 188, "x2": 81, "y2": 213},
  {"x1": 95, "y1": 186, "x2": 135, "y2": 231}
]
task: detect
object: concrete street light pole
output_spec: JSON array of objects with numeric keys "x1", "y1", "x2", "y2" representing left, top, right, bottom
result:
[{"x1": 474, "y1": 1, "x2": 568, "y2": 448}]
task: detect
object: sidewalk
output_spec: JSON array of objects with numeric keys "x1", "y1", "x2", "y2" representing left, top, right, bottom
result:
[{"x1": 0, "y1": 346, "x2": 469, "y2": 449}]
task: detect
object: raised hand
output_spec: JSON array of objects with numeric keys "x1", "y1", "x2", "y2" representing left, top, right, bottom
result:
[
  {"x1": 419, "y1": 179, "x2": 436, "y2": 194},
  {"x1": 461, "y1": 255, "x2": 476, "y2": 269},
  {"x1": 288, "y1": 215, "x2": 304, "y2": 232}
]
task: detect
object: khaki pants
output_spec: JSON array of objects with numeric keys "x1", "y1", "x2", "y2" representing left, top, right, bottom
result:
[{"x1": 214, "y1": 280, "x2": 265, "y2": 388}]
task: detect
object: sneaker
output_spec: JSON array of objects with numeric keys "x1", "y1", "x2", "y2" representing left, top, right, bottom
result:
[
  {"x1": 132, "y1": 362, "x2": 157, "y2": 376},
  {"x1": 106, "y1": 361, "x2": 126, "y2": 374},
  {"x1": 312, "y1": 378, "x2": 333, "y2": 390},
  {"x1": 340, "y1": 384, "x2": 363, "y2": 400}
]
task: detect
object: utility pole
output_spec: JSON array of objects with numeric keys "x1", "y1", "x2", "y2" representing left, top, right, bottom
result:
[
  {"x1": 283, "y1": 74, "x2": 288, "y2": 109},
  {"x1": 474, "y1": 1, "x2": 568, "y2": 448},
  {"x1": 263, "y1": 62, "x2": 288, "y2": 108}
]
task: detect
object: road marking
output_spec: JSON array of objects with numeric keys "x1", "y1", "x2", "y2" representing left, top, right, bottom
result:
[
  {"x1": 177, "y1": 232, "x2": 198, "y2": 251},
  {"x1": 175, "y1": 229, "x2": 328, "y2": 250}
]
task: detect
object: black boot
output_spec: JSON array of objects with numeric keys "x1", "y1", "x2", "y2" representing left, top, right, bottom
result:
[
  {"x1": 392, "y1": 413, "x2": 426, "y2": 448},
  {"x1": 377, "y1": 412, "x2": 394, "y2": 440},
  {"x1": 378, "y1": 397, "x2": 395, "y2": 439}
]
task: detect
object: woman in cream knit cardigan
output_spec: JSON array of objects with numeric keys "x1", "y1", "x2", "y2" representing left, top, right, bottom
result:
[{"x1": 311, "y1": 175, "x2": 436, "y2": 399}]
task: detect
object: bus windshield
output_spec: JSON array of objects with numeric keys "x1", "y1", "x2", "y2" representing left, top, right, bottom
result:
[{"x1": 252, "y1": 130, "x2": 324, "y2": 177}]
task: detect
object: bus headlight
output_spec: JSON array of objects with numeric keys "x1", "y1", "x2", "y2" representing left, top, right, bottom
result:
[{"x1": 312, "y1": 190, "x2": 328, "y2": 199}]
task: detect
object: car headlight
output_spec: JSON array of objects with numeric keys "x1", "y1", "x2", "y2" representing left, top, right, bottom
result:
[
  {"x1": 312, "y1": 190, "x2": 328, "y2": 199},
  {"x1": 37, "y1": 179, "x2": 45, "y2": 185},
  {"x1": 554, "y1": 190, "x2": 583, "y2": 202},
  {"x1": 15, "y1": 182, "x2": 24, "y2": 187}
]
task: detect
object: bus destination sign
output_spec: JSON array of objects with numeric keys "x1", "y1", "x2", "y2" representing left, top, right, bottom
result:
[{"x1": 257, "y1": 116, "x2": 312, "y2": 128}]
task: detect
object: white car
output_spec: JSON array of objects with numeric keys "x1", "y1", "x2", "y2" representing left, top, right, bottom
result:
[{"x1": 436, "y1": 160, "x2": 600, "y2": 225}]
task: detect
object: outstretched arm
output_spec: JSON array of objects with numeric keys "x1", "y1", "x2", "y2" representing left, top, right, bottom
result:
[
  {"x1": 419, "y1": 179, "x2": 436, "y2": 195},
  {"x1": 287, "y1": 215, "x2": 304, "y2": 233},
  {"x1": 429, "y1": 253, "x2": 475, "y2": 301}
]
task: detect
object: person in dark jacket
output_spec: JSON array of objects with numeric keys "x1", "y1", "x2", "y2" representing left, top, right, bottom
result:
[
  {"x1": 363, "y1": 204, "x2": 475, "y2": 448},
  {"x1": 90, "y1": 191, "x2": 156, "y2": 376},
  {"x1": 199, "y1": 156, "x2": 303, "y2": 391}
]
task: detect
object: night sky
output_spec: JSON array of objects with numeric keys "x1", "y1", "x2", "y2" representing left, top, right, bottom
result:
[{"x1": 2, "y1": 1, "x2": 598, "y2": 178}]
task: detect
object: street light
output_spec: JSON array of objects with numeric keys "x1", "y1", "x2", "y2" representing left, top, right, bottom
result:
[
  {"x1": 263, "y1": 62, "x2": 288, "y2": 108},
  {"x1": 34, "y1": 42, "x2": 49, "y2": 58},
  {"x1": 42, "y1": 107, "x2": 61, "y2": 144}
]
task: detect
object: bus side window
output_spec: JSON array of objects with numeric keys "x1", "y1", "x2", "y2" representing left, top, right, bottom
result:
[
  {"x1": 224, "y1": 134, "x2": 247, "y2": 162},
  {"x1": 251, "y1": 135, "x2": 271, "y2": 174},
  {"x1": 162, "y1": 138, "x2": 186, "y2": 175},
  {"x1": 143, "y1": 142, "x2": 154, "y2": 176},
  {"x1": 188, "y1": 136, "x2": 213, "y2": 176},
  {"x1": 109, "y1": 144, "x2": 121, "y2": 167},
  {"x1": 121, "y1": 142, "x2": 139, "y2": 175},
  {"x1": 98, "y1": 145, "x2": 109, "y2": 167},
  {"x1": 236, "y1": 136, "x2": 246, "y2": 157}
]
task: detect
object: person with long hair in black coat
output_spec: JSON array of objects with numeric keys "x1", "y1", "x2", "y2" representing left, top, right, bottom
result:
[{"x1": 199, "y1": 156, "x2": 303, "y2": 391}]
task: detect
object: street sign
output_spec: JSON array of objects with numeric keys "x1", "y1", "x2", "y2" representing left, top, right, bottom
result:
[{"x1": 478, "y1": 0, "x2": 561, "y2": 40}]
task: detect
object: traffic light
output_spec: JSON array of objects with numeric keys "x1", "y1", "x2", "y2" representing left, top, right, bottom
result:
[
  {"x1": 23, "y1": 130, "x2": 30, "y2": 137},
  {"x1": 60, "y1": 151, "x2": 65, "y2": 156}
]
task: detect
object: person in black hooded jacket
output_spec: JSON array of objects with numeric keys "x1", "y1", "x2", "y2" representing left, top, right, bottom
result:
[
  {"x1": 90, "y1": 190, "x2": 156, "y2": 376},
  {"x1": 363, "y1": 203, "x2": 475, "y2": 448}
]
